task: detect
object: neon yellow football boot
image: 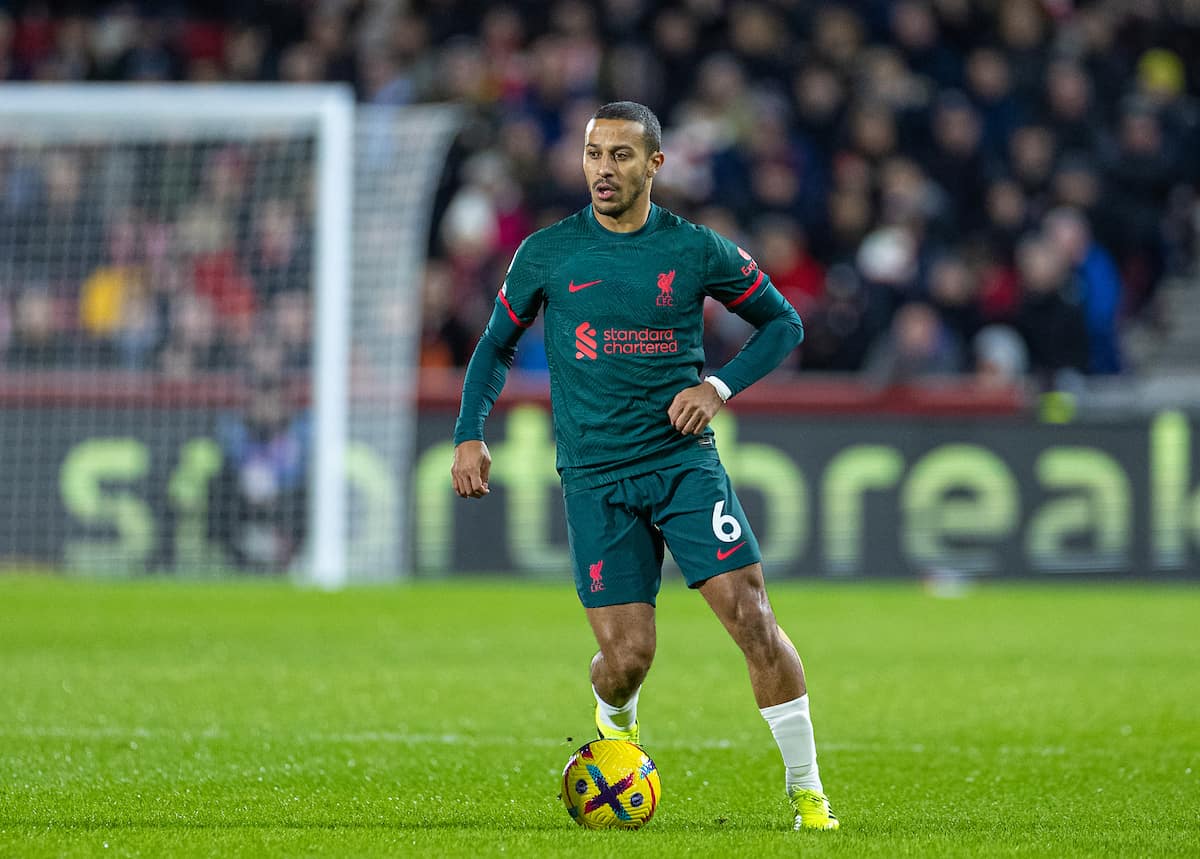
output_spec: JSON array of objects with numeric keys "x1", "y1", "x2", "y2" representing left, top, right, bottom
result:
[
  {"x1": 788, "y1": 787, "x2": 840, "y2": 831},
  {"x1": 594, "y1": 705, "x2": 640, "y2": 745}
]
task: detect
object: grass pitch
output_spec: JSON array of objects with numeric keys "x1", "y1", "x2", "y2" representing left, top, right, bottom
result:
[{"x1": 0, "y1": 576, "x2": 1196, "y2": 858}]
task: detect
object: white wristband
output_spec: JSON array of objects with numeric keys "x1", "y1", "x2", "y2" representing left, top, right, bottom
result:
[{"x1": 704, "y1": 375, "x2": 732, "y2": 402}]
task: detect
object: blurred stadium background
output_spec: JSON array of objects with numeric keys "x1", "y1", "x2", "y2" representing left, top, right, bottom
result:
[
  {"x1": 0, "y1": 0, "x2": 1198, "y2": 583},
  {"x1": 2, "y1": 4, "x2": 1199, "y2": 857}
]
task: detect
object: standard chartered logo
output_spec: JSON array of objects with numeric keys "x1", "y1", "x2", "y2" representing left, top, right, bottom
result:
[
  {"x1": 602, "y1": 327, "x2": 679, "y2": 355},
  {"x1": 574, "y1": 321, "x2": 680, "y2": 358},
  {"x1": 574, "y1": 322, "x2": 597, "y2": 360}
]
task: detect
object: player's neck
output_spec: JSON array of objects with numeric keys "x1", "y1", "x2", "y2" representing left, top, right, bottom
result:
[{"x1": 592, "y1": 195, "x2": 653, "y2": 234}]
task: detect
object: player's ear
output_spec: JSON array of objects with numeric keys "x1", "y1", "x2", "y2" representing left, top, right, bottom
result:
[{"x1": 648, "y1": 150, "x2": 664, "y2": 178}]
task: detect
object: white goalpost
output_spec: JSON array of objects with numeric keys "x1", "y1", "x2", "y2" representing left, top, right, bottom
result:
[{"x1": 0, "y1": 85, "x2": 458, "y2": 587}]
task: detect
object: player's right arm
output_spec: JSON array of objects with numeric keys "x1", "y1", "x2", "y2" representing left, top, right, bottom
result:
[{"x1": 451, "y1": 241, "x2": 544, "y2": 499}]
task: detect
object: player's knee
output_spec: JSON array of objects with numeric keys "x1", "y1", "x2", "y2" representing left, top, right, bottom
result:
[
  {"x1": 741, "y1": 617, "x2": 780, "y2": 662},
  {"x1": 728, "y1": 589, "x2": 780, "y2": 660},
  {"x1": 607, "y1": 641, "x2": 654, "y2": 692}
]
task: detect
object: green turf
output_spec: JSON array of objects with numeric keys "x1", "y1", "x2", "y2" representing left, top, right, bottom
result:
[{"x1": 0, "y1": 575, "x2": 1197, "y2": 858}]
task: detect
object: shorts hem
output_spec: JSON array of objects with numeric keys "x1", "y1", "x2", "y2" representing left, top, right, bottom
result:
[
  {"x1": 577, "y1": 592, "x2": 658, "y2": 609},
  {"x1": 684, "y1": 553, "x2": 763, "y2": 589}
]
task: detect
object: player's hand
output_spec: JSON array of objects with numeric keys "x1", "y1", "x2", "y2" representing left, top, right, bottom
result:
[
  {"x1": 668, "y1": 382, "x2": 725, "y2": 436},
  {"x1": 451, "y1": 440, "x2": 492, "y2": 498}
]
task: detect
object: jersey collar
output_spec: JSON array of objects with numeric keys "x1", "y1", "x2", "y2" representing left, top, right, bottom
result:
[{"x1": 586, "y1": 203, "x2": 662, "y2": 239}]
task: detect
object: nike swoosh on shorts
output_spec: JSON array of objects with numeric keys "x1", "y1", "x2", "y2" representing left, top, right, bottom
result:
[{"x1": 716, "y1": 541, "x2": 746, "y2": 561}]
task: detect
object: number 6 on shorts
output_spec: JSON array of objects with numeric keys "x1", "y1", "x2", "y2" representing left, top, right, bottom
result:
[{"x1": 711, "y1": 499, "x2": 742, "y2": 543}]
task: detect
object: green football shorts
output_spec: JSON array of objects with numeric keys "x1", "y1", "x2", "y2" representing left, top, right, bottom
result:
[{"x1": 563, "y1": 457, "x2": 762, "y2": 608}]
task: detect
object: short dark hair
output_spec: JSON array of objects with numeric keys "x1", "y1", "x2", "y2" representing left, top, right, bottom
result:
[{"x1": 591, "y1": 101, "x2": 662, "y2": 156}]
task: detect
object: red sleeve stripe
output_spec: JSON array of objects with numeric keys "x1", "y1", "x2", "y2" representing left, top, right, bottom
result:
[
  {"x1": 498, "y1": 289, "x2": 532, "y2": 328},
  {"x1": 727, "y1": 270, "x2": 765, "y2": 308}
]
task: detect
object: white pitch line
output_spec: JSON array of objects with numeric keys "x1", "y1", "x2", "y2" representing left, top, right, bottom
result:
[{"x1": 0, "y1": 726, "x2": 1067, "y2": 756}]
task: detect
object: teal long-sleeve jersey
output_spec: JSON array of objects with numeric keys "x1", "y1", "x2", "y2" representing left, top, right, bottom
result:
[{"x1": 453, "y1": 204, "x2": 804, "y2": 489}]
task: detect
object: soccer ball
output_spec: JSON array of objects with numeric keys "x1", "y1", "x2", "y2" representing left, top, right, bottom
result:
[{"x1": 560, "y1": 739, "x2": 661, "y2": 830}]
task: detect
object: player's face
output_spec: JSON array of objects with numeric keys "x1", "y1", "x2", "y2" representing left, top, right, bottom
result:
[{"x1": 583, "y1": 118, "x2": 663, "y2": 219}]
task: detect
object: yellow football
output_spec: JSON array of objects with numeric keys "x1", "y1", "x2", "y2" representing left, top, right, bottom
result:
[{"x1": 560, "y1": 739, "x2": 661, "y2": 830}]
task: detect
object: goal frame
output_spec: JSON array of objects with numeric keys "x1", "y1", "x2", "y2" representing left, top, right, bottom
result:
[{"x1": 0, "y1": 84, "x2": 355, "y2": 588}]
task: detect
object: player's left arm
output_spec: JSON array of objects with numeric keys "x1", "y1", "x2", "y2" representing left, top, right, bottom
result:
[
  {"x1": 668, "y1": 290, "x2": 803, "y2": 434},
  {"x1": 710, "y1": 283, "x2": 804, "y2": 394},
  {"x1": 669, "y1": 233, "x2": 803, "y2": 435},
  {"x1": 672, "y1": 232, "x2": 801, "y2": 431},
  {"x1": 702, "y1": 230, "x2": 804, "y2": 397}
]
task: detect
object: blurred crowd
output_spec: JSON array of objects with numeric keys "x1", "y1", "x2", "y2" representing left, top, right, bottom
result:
[
  {"x1": 1, "y1": 0, "x2": 1199, "y2": 392},
  {"x1": 0, "y1": 140, "x2": 315, "y2": 379},
  {"x1": 422, "y1": 0, "x2": 1200, "y2": 389}
]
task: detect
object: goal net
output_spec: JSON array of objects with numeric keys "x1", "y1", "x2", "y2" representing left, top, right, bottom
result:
[{"x1": 0, "y1": 86, "x2": 458, "y2": 585}]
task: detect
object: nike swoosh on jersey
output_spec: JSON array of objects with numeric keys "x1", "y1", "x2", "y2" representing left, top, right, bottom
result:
[
  {"x1": 569, "y1": 279, "x2": 603, "y2": 292},
  {"x1": 716, "y1": 541, "x2": 746, "y2": 561}
]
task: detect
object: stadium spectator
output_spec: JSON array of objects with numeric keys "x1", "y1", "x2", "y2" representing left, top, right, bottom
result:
[
  {"x1": 864, "y1": 300, "x2": 964, "y2": 385},
  {"x1": 755, "y1": 216, "x2": 825, "y2": 319},
  {"x1": 6, "y1": 286, "x2": 73, "y2": 367},
  {"x1": 246, "y1": 197, "x2": 310, "y2": 303},
  {"x1": 9, "y1": 150, "x2": 100, "y2": 286},
  {"x1": 1102, "y1": 99, "x2": 1180, "y2": 314},
  {"x1": 979, "y1": 176, "x2": 1030, "y2": 267},
  {"x1": 810, "y1": 5, "x2": 865, "y2": 78},
  {"x1": 419, "y1": 258, "x2": 475, "y2": 369},
  {"x1": 268, "y1": 289, "x2": 312, "y2": 376},
  {"x1": 1043, "y1": 206, "x2": 1123, "y2": 375},
  {"x1": 995, "y1": 0, "x2": 1051, "y2": 101},
  {"x1": 207, "y1": 342, "x2": 310, "y2": 573},
  {"x1": 1013, "y1": 235, "x2": 1089, "y2": 389},
  {"x1": 1135, "y1": 48, "x2": 1199, "y2": 186},
  {"x1": 176, "y1": 148, "x2": 256, "y2": 330},
  {"x1": 79, "y1": 214, "x2": 143, "y2": 359},
  {"x1": 223, "y1": 24, "x2": 267, "y2": 83},
  {"x1": 856, "y1": 224, "x2": 921, "y2": 329},
  {"x1": 796, "y1": 263, "x2": 872, "y2": 372},
  {"x1": 924, "y1": 90, "x2": 988, "y2": 234},
  {"x1": 112, "y1": 278, "x2": 160, "y2": 370},
  {"x1": 973, "y1": 324, "x2": 1029, "y2": 389},
  {"x1": 157, "y1": 292, "x2": 231, "y2": 378},
  {"x1": 843, "y1": 100, "x2": 900, "y2": 170},
  {"x1": 1050, "y1": 153, "x2": 1104, "y2": 223},
  {"x1": 1006, "y1": 123, "x2": 1057, "y2": 212},
  {"x1": 1133, "y1": 48, "x2": 1200, "y2": 276},
  {"x1": 649, "y1": 7, "x2": 701, "y2": 117},
  {"x1": 964, "y1": 46, "x2": 1022, "y2": 161},
  {"x1": 1041, "y1": 59, "x2": 1102, "y2": 155},
  {"x1": 889, "y1": 0, "x2": 960, "y2": 89},
  {"x1": 792, "y1": 62, "x2": 845, "y2": 164},
  {"x1": 925, "y1": 251, "x2": 982, "y2": 357}
]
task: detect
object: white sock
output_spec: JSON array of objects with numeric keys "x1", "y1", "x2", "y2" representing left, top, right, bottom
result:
[
  {"x1": 760, "y1": 694, "x2": 823, "y2": 793},
  {"x1": 593, "y1": 684, "x2": 640, "y2": 732}
]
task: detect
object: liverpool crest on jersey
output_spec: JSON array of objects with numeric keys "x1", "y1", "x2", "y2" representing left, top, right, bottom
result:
[{"x1": 656, "y1": 270, "x2": 675, "y2": 306}]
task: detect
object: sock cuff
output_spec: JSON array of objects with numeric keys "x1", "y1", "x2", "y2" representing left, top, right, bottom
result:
[
  {"x1": 759, "y1": 693, "x2": 810, "y2": 722},
  {"x1": 593, "y1": 684, "x2": 641, "y2": 713}
]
